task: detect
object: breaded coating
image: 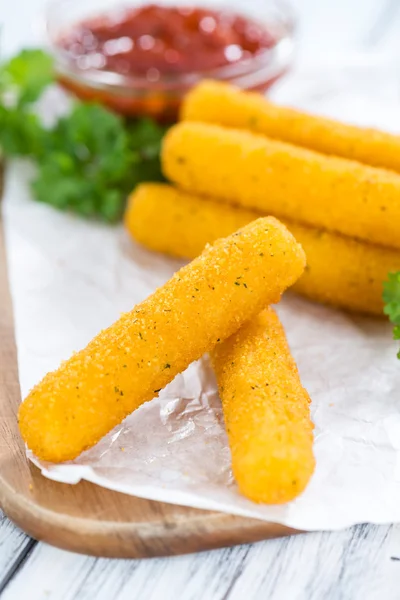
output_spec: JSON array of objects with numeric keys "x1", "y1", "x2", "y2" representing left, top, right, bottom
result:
[
  {"x1": 126, "y1": 183, "x2": 400, "y2": 315},
  {"x1": 182, "y1": 80, "x2": 400, "y2": 173},
  {"x1": 125, "y1": 183, "x2": 257, "y2": 258},
  {"x1": 162, "y1": 121, "x2": 400, "y2": 249},
  {"x1": 210, "y1": 307, "x2": 315, "y2": 504},
  {"x1": 19, "y1": 218, "x2": 305, "y2": 463}
]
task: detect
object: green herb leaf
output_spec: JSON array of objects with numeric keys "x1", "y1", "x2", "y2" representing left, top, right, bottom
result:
[
  {"x1": 32, "y1": 103, "x2": 133, "y2": 222},
  {"x1": 0, "y1": 49, "x2": 54, "y2": 105},
  {"x1": 0, "y1": 48, "x2": 170, "y2": 221},
  {"x1": 383, "y1": 272, "x2": 400, "y2": 324},
  {"x1": 0, "y1": 49, "x2": 52, "y2": 157},
  {"x1": 383, "y1": 272, "x2": 400, "y2": 357},
  {"x1": 0, "y1": 105, "x2": 46, "y2": 156},
  {"x1": 126, "y1": 117, "x2": 168, "y2": 187}
]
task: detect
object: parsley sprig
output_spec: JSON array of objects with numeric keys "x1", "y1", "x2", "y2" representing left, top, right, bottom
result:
[
  {"x1": 383, "y1": 272, "x2": 400, "y2": 358},
  {"x1": 0, "y1": 49, "x2": 167, "y2": 222}
]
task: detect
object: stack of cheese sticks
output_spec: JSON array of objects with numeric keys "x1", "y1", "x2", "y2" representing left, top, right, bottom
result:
[
  {"x1": 127, "y1": 80, "x2": 400, "y2": 317},
  {"x1": 19, "y1": 217, "x2": 315, "y2": 504},
  {"x1": 116, "y1": 80, "x2": 400, "y2": 504},
  {"x1": 26, "y1": 80, "x2": 400, "y2": 508},
  {"x1": 21, "y1": 80, "x2": 400, "y2": 509}
]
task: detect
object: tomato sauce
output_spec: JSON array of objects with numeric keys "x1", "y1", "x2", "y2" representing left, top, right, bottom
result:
[{"x1": 56, "y1": 4, "x2": 283, "y2": 119}]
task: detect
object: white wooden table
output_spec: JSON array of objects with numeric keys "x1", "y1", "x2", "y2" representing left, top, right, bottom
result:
[{"x1": 2, "y1": 0, "x2": 400, "y2": 597}]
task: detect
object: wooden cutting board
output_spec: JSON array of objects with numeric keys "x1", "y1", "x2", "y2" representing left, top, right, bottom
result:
[{"x1": 0, "y1": 192, "x2": 299, "y2": 558}]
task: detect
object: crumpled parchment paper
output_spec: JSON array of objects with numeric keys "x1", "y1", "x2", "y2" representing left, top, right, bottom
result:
[{"x1": 4, "y1": 61, "x2": 400, "y2": 530}]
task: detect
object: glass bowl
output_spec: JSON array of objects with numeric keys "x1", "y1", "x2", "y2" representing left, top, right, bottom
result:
[{"x1": 45, "y1": 0, "x2": 295, "y2": 121}]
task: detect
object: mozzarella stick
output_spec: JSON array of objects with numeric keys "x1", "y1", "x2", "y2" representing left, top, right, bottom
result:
[
  {"x1": 19, "y1": 218, "x2": 305, "y2": 463},
  {"x1": 125, "y1": 183, "x2": 256, "y2": 258},
  {"x1": 126, "y1": 183, "x2": 400, "y2": 315},
  {"x1": 211, "y1": 307, "x2": 315, "y2": 504},
  {"x1": 162, "y1": 121, "x2": 400, "y2": 249},
  {"x1": 182, "y1": 80, "x2": 400, "y2": 173}
]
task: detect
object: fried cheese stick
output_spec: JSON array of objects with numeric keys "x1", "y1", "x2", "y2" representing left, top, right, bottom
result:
[
  {"x1": 182, "y1": 80, "x2": 400, "y2": 173},
  {"x1": 162, "y1": 122, "x2": 400, "y2": 249},
  {"x1": 210, "y1": 307, "x2": 315, "y2": 504},
  {"x1": 19, "y1": 218, "x2": 305, "y2": 462},
  {"x1": 126, "y1": 183, "x2": 400, "y2": 315}
]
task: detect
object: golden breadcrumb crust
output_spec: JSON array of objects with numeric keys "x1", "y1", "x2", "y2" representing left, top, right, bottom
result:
[
  {"x1": 19, "y1": 217, "x2": 305, "y2": 462},
  {"x1": 182, "y1": 80, "x2": 400, "y2": 173},
  {"x1": 162, "y1": 121, "x2": 400, "y2": 249},
  {"x1": 211, "y1": 308, "x2": 315, "y2": 504},
  {"x1": 126, "y1": 183, "x2": 399, "y2": 315}
]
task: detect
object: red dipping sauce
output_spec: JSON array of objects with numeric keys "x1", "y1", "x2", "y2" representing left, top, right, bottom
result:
[
  {"x1": 60, "y1": 5, "x2": 277, "y2": 76},
  {"x1": 51, "y1": 2, "x2": 294, "y2": 120}
]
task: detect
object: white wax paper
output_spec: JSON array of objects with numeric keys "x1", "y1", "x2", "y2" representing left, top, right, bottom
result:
[{"x1": 4, "y1": 61, "x2": 400, "y2": 531}]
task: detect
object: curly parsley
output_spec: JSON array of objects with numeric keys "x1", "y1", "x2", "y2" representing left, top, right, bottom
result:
[
  {"x1": 0, "y1": 49, "x2": 167, "y2": 222},
  {"x1": 383, "y1": 272, "x2": 400, "y2": 358}
]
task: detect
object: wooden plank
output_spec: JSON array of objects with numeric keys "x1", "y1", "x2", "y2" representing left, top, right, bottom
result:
[
  {"x1": 0, "y1": 184, "x2": 298, "y2": 559},
  {"x1": 0, "y1": 511, "x2": 35, "y2": 593},
  {"x1": 1, "y1": 524, "x2": 399, "y2": 600}
]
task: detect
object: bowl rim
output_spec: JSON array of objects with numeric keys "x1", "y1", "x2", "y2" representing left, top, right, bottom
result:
[{"x1": 45, "y1": 0, "x2": 296, "y2": 91}]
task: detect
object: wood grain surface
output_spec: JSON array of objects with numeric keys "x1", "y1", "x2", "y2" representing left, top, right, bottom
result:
[
  {"x1": 0, "y1": 202, "x2": 299, "y2": 559},
  {"x1": 3, "y1": 521, "x2": 400, "y2": 600}
]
